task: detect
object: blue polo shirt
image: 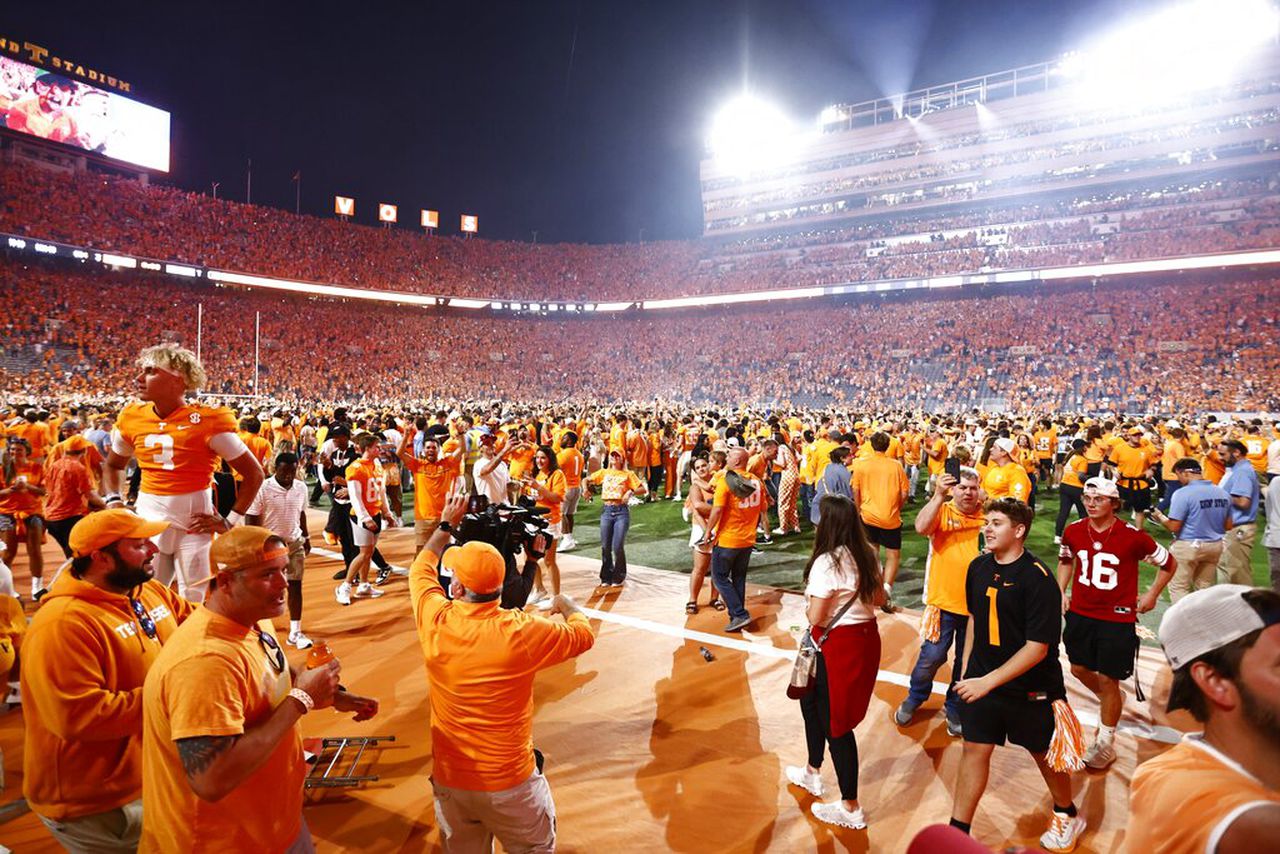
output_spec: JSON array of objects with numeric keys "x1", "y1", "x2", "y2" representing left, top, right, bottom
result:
[
  {"x1": 1168, "y1": 478, "x2": 1231, "y2": 542},
  {"x1": 1219, "y1": 459, "x2": 1260, "y2": 525}
]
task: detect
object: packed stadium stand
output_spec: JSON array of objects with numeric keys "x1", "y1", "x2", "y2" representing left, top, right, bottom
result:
[{"x1": 2, "y1": 257, "x2": 1276, "y2": 413}]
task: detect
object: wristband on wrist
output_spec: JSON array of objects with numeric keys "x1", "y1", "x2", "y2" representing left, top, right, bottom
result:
[
  {"x1": 104, "y1": 493, "x2": 123, "y2": 505},
  {"x1": 226, "y1": 510, "x2": 246, "y2": 528},
  {"x1": 288, "y1": 687, "x2": 314, "y2": 714}
]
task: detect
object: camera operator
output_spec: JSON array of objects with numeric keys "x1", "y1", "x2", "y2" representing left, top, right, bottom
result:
[{"x1": 409, "y1": 492, "x2": 595, "y2": 853}]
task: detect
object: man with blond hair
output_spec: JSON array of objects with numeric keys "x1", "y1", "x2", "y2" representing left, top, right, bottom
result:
[{"x1": 102, "y1": 344, "x2": 264, "y2": 602}]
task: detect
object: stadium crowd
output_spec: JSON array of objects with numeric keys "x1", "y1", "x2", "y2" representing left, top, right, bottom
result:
[
  {"x1": 1, "y1": 260, "x2": 1277, "y2": 414},
  {"x1": 3, "y1": 161, "x2": 1280, "y2": 302}
]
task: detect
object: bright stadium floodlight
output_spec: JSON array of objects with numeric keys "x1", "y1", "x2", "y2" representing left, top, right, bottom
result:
[
  {"x1": 1063, "y1": 0, "x2": 1280, "y2": 107},
  {"x1": 708, "y1": 93, "x2": 803, "y2": 176}
]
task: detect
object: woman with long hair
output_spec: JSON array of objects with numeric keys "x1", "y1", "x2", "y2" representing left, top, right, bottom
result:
[
  {"x1": 583, "y1": 448, "x2": 647, "y2": 586},
  {"x1": 1055, "y1": 438, "x2": 1090, "y2": 543},
  {"x1": 1083, "y1": 424, "x2": 1107, "y2": 479},
  {"x1": 523, "y1": 446, "x2": 566, "y2": 609},
  {"x1": 785, "y1": 494, "x2": 885, "y2": 830},
  {"x1": 773, "y1": 432, "x2": 802, "y2": 536},
  {"x1": 0, "y1": 438, "x2": 47, "y2": 598},
  {"x1": 684, "y1": 453, "x2": 723, "y2": 614},
  {"x1": 1016, "y1": 432, "x2": 1039, "y2": 510}
]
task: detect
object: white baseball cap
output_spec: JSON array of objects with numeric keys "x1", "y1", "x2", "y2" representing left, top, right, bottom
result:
[
  {"x1": 1160, "y1": 585, "x2": 1280, "y2": 672},
  {"x1": 1083, "y1": 476, "x2": 1119, "y2": 498},
  {"x1": 993, "y1": 437, "x2": 1016, "y2": 455},
  {"x1": 1165, "y1": 419, "x2": 1182, "y2": 430}
]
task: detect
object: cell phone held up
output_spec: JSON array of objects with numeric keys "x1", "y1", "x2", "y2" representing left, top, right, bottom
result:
[{"x1": 944, "y1": 457, "x2": 962, "y2": 481}]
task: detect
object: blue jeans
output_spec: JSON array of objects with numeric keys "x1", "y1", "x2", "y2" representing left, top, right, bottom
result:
[
  {"x1": 1157, "y1": 478, "x2": 1184, "y2": 513},
  {"x1": 710, "y1": 545, "x2": 752, "y2": 620},
  {"x1": 599, "y1": 504, "x2": 630, "y2": 583},
  {"x1": 905, "y1": 609, "x2": 967, "y2": 718}
]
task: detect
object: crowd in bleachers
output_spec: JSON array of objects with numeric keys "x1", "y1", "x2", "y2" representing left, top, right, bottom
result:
[
  {"x1": 2, "y1": 258, "x2": 1276, "y2": 413},
  {"x1": 2, "y1": 161, "x2": 1279, "y2": 303}
]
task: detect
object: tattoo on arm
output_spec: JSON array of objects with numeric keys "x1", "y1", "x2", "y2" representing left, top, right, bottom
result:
[{"x1": 176, "y1": 735, "x2": 238, "y2": 778}]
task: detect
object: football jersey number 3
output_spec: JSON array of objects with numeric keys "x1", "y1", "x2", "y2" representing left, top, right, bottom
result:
[{"x1": 143, "y1": 434, "x2": 177, "y2": 470}]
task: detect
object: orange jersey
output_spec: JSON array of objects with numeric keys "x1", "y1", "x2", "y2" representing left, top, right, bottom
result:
[
  {"x1": 1033, "y1": 429, "x2": 1057, "y2": 461},
  {"x1": 903, "y1": 434, "x2": 923, "y2": 466},
  {"x1": 712, "y1": 471, "x2": 767, "y2": 549},
  {"x1": 344, "y1": 459, "x2": 386, "y2": 518},
  {"x1": 556, "y1": 448, "x2": 584, "y2": 489},
  {"x1": 115, "y1": 402, "x2": 240, "y2": 496}
]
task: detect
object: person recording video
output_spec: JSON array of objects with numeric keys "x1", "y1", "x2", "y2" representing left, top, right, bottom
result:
[{"x1": 408, "y1": 491, "x2": 595, "y2": 853}]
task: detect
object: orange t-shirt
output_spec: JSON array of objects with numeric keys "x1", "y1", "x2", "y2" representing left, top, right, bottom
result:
[
  {"x1": 586, "y1": 468, "x2": 642, "y2": 503},
  {"x1": 556, "y1": 448, "x2": 584, "y2": 489},
  {"x1": 926, "y1": 438, "x2": 948, "y2": 476},
  {"x1": 648, "y1": 432, "x2": 663, "y2": 466},
  {"x1": 712, "y1": 470, "x2": 766, "y2": 549},
  {"x1": 406, "y1": 456, "x2": 460, "y2": 521},
  {"x1": 1161, "y1": 438, "x2": 1188, "y2": 481},
  {"x1": 982, "y1": 462, "x2": 1032, "y2": 502},
  {"x1": 0, "y1": 460, "x2": 44, "y2": 516},
  {"x1": 533, "y1": 469, "x2": 568, "y2": 525},
  {"x1": 1128, "y1": 736, "x2": 1280, "y2": 854},
  {"x1": 627, "y1": 431, "x2": 649, "y2": 469},
  {"x1": 851, "y1": 453, "x2": 909, "y2": 529},
  {"x1": 507, "y1": 445, "x2": 536, "y2": 482},
  {"x1": 923, "y1": 502, "x2": 984, "y2": 615},
  {"x1": 9, "y1": 421, "x2": 50, "y2": 459},
  {"x1": 139, "y1": 608, "x2": 304, "y2": 853},
  {"x1": 115, "y1": 402, "x2": 240, "y2": 496},
  {"x1": 42, "y1": 456, "x2": 93, "y2": 521}
]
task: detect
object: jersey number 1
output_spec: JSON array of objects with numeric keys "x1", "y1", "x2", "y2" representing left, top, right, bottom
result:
[{"x1": 143, "y1": 434, "x2": 176, "y2": 470}]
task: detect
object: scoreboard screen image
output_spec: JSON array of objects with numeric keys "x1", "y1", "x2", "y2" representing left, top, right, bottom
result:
[{"x1": 0, "y1": 55, "x2": 170, "y2": 171}]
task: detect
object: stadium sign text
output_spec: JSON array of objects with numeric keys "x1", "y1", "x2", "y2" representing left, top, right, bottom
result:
[{"x1": 0, "y1": 37, "x2": 132, "y2": 92}]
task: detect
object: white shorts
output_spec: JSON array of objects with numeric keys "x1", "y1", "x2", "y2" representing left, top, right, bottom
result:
[
  {"x1": 134, "y1": 490, "x2": 215, "y2": 553},
  {"x1": 689, "y1": 524, "x2": 704, "y2": 548},
  {"x1": 351, "y1": 516, "x2": 382, "y2": 548},
  {"x1": 545, "y1": 521, "x2": 562, "y2": 542}
]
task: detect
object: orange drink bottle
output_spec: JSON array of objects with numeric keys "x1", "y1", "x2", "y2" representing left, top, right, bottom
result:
[{"x1": 306, "y1": 641, "x2": 335, "y2": 669}]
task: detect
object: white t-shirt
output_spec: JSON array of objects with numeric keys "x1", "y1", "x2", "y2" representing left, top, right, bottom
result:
[
  {"x1": 804, "y1": 547, "x2": 877, "y2": 627},
  {"x1": 1267, "y1": 438, "x2": 1280, "y2": 476},
  {"x1": 473, "y1": 457, "x2": 510, "y2": 506}
]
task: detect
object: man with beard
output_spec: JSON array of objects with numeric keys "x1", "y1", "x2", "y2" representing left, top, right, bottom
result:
[
  {"x1": 21, "y1": 509, "x2": 195, "y2": 853},
  {"x1": 1127, "y1": 586, "x2": 1280, "y2": 851}
]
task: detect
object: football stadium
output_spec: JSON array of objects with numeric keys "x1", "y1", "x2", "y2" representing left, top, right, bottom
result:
[{"x1": 0, "y1": 1, "x2": 1277, "y2": 852}]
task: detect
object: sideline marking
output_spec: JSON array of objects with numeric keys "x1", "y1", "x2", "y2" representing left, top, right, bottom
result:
[{"x1": 311, "y1": 547, "x2": 1183, "y2": 744}]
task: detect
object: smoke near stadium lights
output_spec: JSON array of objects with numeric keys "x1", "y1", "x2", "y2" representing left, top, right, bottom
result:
[
  {"x1": 1060, "y1": 0, "x2": 1280, "y2": 106},
  {"x1": 708, "y1": 94, "x2": 804, "y2": 175}
]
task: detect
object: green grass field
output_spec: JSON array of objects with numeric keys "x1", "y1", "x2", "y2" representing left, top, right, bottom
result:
[{"x1": 336, "y1": 476, "x2": 1271, "y2": 638}]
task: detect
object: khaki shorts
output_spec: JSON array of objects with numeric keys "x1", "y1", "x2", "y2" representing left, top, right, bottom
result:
[
  {"x1": 39, "y1": 797, "x2": 143, "y2": 854},
  {"x1": 286, "y1": 537, "x2": 306, "y2": 581},
  {"x1": 415, "y1": 518, "x2": 441, "y2": 549}
]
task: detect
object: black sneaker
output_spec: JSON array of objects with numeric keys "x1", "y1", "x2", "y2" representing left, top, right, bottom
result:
[
  {"x1": 332, "y1": 568, "x2": 348, "y2": 580},
  {"x1": 756, "y1": 535, "x2": 774, "y2": 545},
  {"x1": 375, "y1": 567, "x2": 392, "y2": 586},
  {"x1": 946, "y1": 714, "x2": 963, "y2": 738}
]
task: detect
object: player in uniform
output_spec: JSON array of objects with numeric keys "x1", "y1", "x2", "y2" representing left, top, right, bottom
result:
[
  {"x1": 1057, "y1": 477, "x2": 1176, "y2": 770},
  {"x1": 103, "y1": 345, "x2": 264, "y2": 602},
  {"x1": 336, "y1": 433, "x2": 395, "y2": 605},
  {"x1": 950, "y1": 498, "x2": 1086, "y2": 853}
]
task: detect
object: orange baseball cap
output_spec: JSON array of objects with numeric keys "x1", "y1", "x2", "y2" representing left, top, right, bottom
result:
[
  {"x1": 209, "y1": 526, "x2": 289, "y2": 574},
  {"x1": 64, "y1": 435, "x2": 92, "y2": 452},
  {"x1": 442, "y1": 541, "x2": 505, "y2": 594},
  {"x1": 69, "y1": 509, "x2": 169, "y2": 558}
]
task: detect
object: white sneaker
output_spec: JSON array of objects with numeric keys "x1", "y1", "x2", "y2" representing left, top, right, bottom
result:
[
  {"x1": 4, "y1": 683, "x2": 19, "y2": 705},
  {"x1": 355, "y1": 582, "x2": 384, "y2": 599},
  {"x1": 672, "y1": 493, "x2": 682, "y2": 501},
  {"x1": 784, "y1": 765, "x2": 825, "y2": 798},
  {"x1": 628, "y1": 496, "x2": 642, "y2": 506},
  {"x1": 1083, "y1": 740, "x2": 1117, "y2": 770},
  {"x1": 1039, "y1": 812, "x2": 1086, "y2": 853},
  {"x1": 810, "y1": 801, "x2": 866, "y2": 830},
  {"x1": 537, "y1": 597, "x2": 554, "y2": 611},
  {"x1": 289, "y1": 631, "x2": 314, "y2": 650},
  {"x1": 560, "y1": 535, "x2": 578, "y2": 551},
  {"x1": 335, "y1": 583, "x2": 352, "y2": 606},
  {"x1": 1053, "y1": 535, "x2": 1062, "y2": 545}
]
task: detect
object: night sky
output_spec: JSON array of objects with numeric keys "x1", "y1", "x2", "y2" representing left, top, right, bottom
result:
[{"x1": 6, "y1": 0, "x2": 1166, "y2": 243}]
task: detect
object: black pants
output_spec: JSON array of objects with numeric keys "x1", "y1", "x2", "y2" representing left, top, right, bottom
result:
[
  {"x1": 799, "y1": 653, "x2": 859, "y2": 801},
  {"x1": 647, "y1": 464, "x2": 663, "y2": 498},
  {"x1": 46, "y1": 515, "x2": 82, "y2": 558},
  {"x1": 1056, "y1": 484, "x2": 1085, "y2": 537}
]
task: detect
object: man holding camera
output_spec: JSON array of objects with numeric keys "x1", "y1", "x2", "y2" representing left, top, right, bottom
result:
[{"x1": 410, "y1": 492, "x2": 595, "y2": 853}]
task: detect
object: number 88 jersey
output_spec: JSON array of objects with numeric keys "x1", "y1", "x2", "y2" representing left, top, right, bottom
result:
[
  {"x1": 113, "y1": 401, "x2": 242, "y2": 496},
  {"x1": 1060, "y1": 519, "x2": 1171, "y2": 623}
]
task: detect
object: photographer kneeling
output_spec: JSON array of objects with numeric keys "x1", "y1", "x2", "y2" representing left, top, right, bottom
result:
[{"x1": 410, "y1": 491, "x2": 596, "y2": 853}]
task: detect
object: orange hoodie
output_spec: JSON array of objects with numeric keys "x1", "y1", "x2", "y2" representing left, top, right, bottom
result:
[{"x1": 22, "y1": 571, "x2": 194, "y2": 820}]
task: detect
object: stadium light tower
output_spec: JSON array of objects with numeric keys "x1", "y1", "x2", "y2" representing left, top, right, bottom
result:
[
  {"x1": 707, "y1": 93, "x2": 804, "y2": 176},
  {"x1": 1061, "y1": 0, "x2": 1280, "y2": 107}
]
